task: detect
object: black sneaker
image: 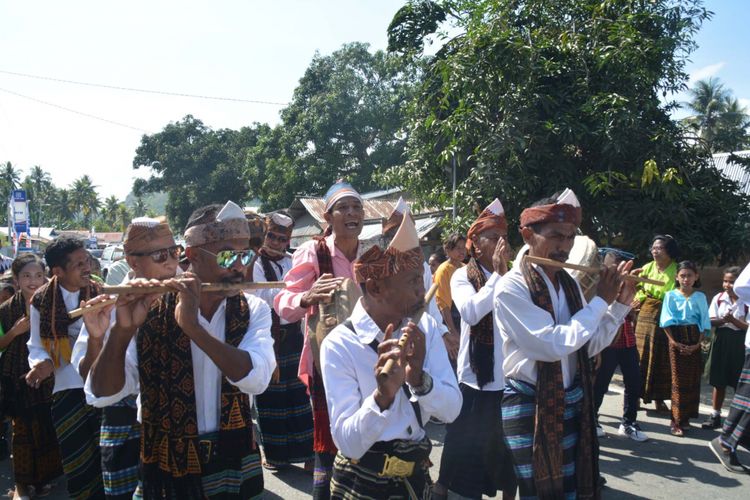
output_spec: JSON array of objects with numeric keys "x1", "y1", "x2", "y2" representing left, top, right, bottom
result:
[
  {"x1": 701, "y1": 414, "x2": 722, "y2": 430},
  {"x1": 709, "y1": 437, "x2": 746, "y2": 473}
]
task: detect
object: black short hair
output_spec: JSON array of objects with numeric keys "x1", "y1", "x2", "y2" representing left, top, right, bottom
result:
[
  {"x1": 11, "y1": 252, "x2": 45, "y2": 278},
  {"x1": 45, "y1": 236, "x2": 86, "y2": 271},
  {"x1": 429, "y1": 252, "x2": 447, "y2": 264},
  {"x1": 651, "y1": 235, "x2": 679, "y2": 259},
  {"x1": 185, "y1": 204, "x2": 223, "y2": 231},
  {"x1": 724, "y1": 266, "x2": 742, "y2": 278},
  {"x1": 676, "y1": 260, "x2": 701, "y2": 288},
  {"x1": 442, "y1": 232, "x2": 466, "y2": 252}
]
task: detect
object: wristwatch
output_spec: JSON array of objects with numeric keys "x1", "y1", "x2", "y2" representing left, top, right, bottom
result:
[{"x1": 409, "y1": 371, "x2": 433, "y2": 396}]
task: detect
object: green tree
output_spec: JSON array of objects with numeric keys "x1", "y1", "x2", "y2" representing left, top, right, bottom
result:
[
  {"x1": 102, "y1": 195, "x2": 120, "y2": 227},
  {"x1": 0, "y1": 161, "x2": 22, "y2": 197},
  {"x1": 133, "y1": 115, "x2": 253, "y2": 230},
  {"x1": 47, "y1": 188, "x2": 76, "y2": 229},
  {"x1": 385, "y1": 0, "x2": 747, "y2": 263},
  {"x1": 265, "y1": 42, "x2": 421, "y2": 206},
  {"x1": 116, "y1": 203, "x2": 132, "y2": 232}
]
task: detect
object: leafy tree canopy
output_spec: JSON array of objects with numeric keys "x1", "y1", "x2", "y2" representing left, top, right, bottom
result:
[{"x1": 385, "y1": 0, "x2": 748, "y2": 264}]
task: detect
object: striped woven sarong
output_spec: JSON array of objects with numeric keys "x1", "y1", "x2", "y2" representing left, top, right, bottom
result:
[
  {"x1": 667, "y1": 325, "x2": 702, "y2": 424},
  {"x1": 51, "y1": 388, "x2": 105, "y2": 500},
  {"x1": 502, "y1": 379, "x2": 583, "y2": 500},
  {"x1": 101, "y1": 394, "x2": 140, "y2": 499},
  {"x1": 330, "y1": 437, "x2": 432, "y2": 499},
  {"x1": 255, "y1": 322, "x2": 314, "y2": 467},
  {"x1": 133, "y1": 431, "x2": 263, "y2": 499},
  {"x1": 635, "y1": 297, "x2": 672, "y2": 403},
  {"x1": 720, "y1": 349, "x2": 750, "y2": 451}
]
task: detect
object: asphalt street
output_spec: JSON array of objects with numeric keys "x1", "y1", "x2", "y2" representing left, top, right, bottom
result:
[{"x1": 1, "y1": 373, "x2": 748, "y2": 498}]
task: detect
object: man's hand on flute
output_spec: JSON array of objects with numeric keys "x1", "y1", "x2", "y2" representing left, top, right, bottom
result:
[
  {"x1": 172, "y1": 272, "x2": 202, "y2": 336},
  {"x1": 615, "y1": 260, "x2": 636, "y2": 306},
  {"x1": 374, "y1": 324, "x2": 405, "y2": 412},
  {"x1": 299, "y1": 273, "x2": 344, "y2": 307},
  {"x1": 401, "y1": 321, "x2": 427, "y2": 388},
  {"x1": 114, "y1": 278, "x2": 166, "y2": 333},
  {"x1": 81, "y1": 295, "x2": 116, "y2": 341}
]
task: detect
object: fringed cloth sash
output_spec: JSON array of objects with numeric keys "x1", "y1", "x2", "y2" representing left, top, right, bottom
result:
[
  {"x1": 31, "y1": 276, "x2": 100, "y2": 368},
  {"x1": 0, "y1": 292, "x2": 54, "y2": 415},
  {"x1": 520, "y1": 258, "x2": 599, "y2": 500},
  {"x1": 137, "y1": 292, "x2": 254, "y2": 499},
  {"x1": 310, "y1": 237, "x2": 338, "y2": 454},
  {"x1": 465, "y1": 258, "x2": 495, "y2": 388}
]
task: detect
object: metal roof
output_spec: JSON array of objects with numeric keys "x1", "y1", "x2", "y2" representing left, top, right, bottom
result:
[{"x1": 712, "y1": 151, "x2": 750, "y2": 195}]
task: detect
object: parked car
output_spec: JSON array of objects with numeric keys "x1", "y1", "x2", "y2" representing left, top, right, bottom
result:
[{"x1": 100, "y1": 244, "x2": 125, "y2": 280}]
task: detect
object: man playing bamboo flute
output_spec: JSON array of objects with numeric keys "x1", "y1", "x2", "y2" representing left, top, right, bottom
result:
[
  {"x1": 73, "y1": 217, "x2": 180, "y2": 499},
  {"x1": 494, "y1": 189, "x2": 635, "y2": 500},
  {"x1": 321, "y1": 207, "x2": 461, "y2": 499},
  {"x1": 252, "y1": 212, "x2": 314, "y2": 471},
  {"x1": 25, "y1": 236, "x2": 105, "y2": 500},
  {"x1": 435, "y1": 199, "x2": 517, "y2": 500},
  {"x1": 274, "y1": 180, "x2": 364, "y2": 499},
  {"x1": 88, "y1": 201, "x2": 276, "y2": 499}
]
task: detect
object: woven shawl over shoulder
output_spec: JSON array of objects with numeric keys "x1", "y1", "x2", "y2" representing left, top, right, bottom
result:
[
  {"x1": 465, "y1": 258, "x2": 495, "y2": 388},
  {"x1": 520, "y1": 258, "x2": 599, "y2": 500},
  {"x1": 137, "y1": 292, "x2": 254, "y2": 499},
  {"x1": 0, "y1": 292, "x2": 54, "y2": 415},
  {"x1": 30, "y1": 276, "x2": 100, "y2": 368}
]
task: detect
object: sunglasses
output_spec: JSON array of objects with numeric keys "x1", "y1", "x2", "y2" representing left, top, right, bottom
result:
[
  {"x1": 129, "y1": 245, "x2": 181, "y2": 264},
  {"x1": 266, "y1": 232, "x2": 289, "y2": 244},
  {"x1": 198, "y1": 248, "x2": 255, "y2": 269}
]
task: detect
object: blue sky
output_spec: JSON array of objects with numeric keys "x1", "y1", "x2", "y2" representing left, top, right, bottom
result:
[{"x1": 0, "y1": 0, "x2": 746, "y2": 201}]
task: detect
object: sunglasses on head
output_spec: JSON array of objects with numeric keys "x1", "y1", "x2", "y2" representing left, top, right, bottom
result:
[
  {"x1": 198, "y1": 248, "x2": 255, "y2": 269},
  {"x1": 266, "y1": 232, "x2": 289, "y2": 244},
  {"x1": 129, "y1": 245, "x2": 181, "y2": 264}
]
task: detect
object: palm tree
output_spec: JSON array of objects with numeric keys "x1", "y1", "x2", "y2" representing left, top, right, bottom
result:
[
  {"x1": 102, "y1": 195, "x2": 120, "y2": 227},
  {"x1": 714, "y1": 97, "x2": 750, "y2": 152},
  {"x1": 0, "y1": 161, "x2": 22, "y2": 197},
  {"x1": 47, "y1": 188, "x2": 76, "y2": 228},
  {"x1": 684, "y1": 77, "x2": 730, "y2": 146},
  {"x1": 70, "y1": 175, "x2": 101, "y2": 227},
  {"x1": 132, "y1": 196, "x2": 147, "y2": 217},
  {"x1": 27, "y1": 166, "x2": 53, "y2": 200},
  {"x1": 116, "y1": 203, "x2": 132, "y2": 232}
]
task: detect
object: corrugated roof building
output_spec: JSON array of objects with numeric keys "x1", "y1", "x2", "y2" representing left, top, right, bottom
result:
[{"x1": 712, "y1": 150, "x2": 750, "y2": 195}]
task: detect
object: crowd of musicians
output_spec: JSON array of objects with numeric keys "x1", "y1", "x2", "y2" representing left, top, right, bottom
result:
[{"x1": 0, "y1": 179, "x2": 748, "y2": 499}]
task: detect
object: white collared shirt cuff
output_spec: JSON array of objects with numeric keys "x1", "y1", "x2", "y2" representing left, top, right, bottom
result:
[
  {"x1": 609, "y1": 301, "x2": 631, "y2": 321},
  {"x1": 227, "y1": 351, "x2": 275, "y2": 395},
  {"x1": 84, "y1": 374, "x2": 132, "y2": 408},
  {"x1": 586, "y1": 296, "x2": 609, "y2": 318},
  {"x1": 361, "y1": 393, "x2": 391, "y2": 426}
]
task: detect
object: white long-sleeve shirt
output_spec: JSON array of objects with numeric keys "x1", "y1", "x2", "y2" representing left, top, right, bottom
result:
[
  {"x1": 84, "y1": 293, "x2": 276, "y2": 434},
  {"x1": 252, "y1": 254, "x2": 293, "y2": 325},
  {"x1": 320, "y1": 299, "x2": 462, "y2": 460},
  {"x1": 731, "y1": 262, "x2": 750, "y2": 348},
  {"x1": 495, "y1": 264, "x2": 629, "y2": 388},
  {"x1": 451, "y1": 264, "x2": 505, "y2": 391},
  {"x1": 27, "y1": 286, "x2": 86, "y2": 394},
  {"x1": 422, "y1": 262, "x2": 445, "y2": 332}
]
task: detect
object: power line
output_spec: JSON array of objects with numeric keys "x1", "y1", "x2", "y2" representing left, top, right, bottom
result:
[
  {"x1": 0, "y1": 87, "x2": 152, "y2": 133},
  {"x1": 0, "y1": 69, "x2": 289, "y2": 106}
]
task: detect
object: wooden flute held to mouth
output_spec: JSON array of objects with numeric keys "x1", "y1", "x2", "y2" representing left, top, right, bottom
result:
[
  {"x1": 523, "y1": 255, "x2": 666, "y2": 287},
  {"x1": 378, "y1": 282, "x2": 440, "y2": 380},
  {"x1": 68, "y1": 281, "x2": 286, "y2": 319}
]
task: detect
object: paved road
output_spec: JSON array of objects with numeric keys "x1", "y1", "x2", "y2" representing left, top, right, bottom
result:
[{"x1": 1, "y1": 373, "x2": 748, "y2": 498}]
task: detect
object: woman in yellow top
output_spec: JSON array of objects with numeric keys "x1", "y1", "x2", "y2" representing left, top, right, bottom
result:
[{"x1": 633, "y1": 235, "x2": 678, "y2": 412}]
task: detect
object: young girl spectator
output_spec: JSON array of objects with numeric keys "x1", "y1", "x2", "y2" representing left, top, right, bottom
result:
[
  {"x1": 0, "y1": 253, "x2": 61, "y2": 499},
  {"x1": 659, "y1": 260, "x2": 712, "y2": 436},
  {"x1": 703, "y1": 266, "x2": 748, "y2": 429}
]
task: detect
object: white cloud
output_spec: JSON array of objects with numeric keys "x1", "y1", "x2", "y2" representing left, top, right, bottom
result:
[
  {"x1": 689, "y1": 62, "x2": 726, "y2": 83},
  {"x1": 739, "y1": 98, "x2": 750, "y2": 110}
]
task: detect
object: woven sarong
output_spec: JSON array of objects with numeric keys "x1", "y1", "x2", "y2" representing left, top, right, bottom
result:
[
  {"x1": 438, "y1": 383, "x2": 515, "y2": 498},
  {"x1": 635, "y1": 297, "x2": 672, "y2": 402},
  {"x1": 667, "y1": 325, "x2": 702, "y2": 424},
  {"x1": 330, "y1": 437, "x2": 432, "y2": 500},
  {"x1": 11, "y1": 407, "x2": 63, "y2": 486},
  {"x1": 51, "y1": 388, "x2": 104, "y2": 500},
  {"x1": 720, "y1": 349, "x2": 750, "y2": 451},
  {"x1": 101, "y1": 394, "x2": 140, "y2": 499},
  {"x1": 708, "y1": 327, "x2": 746, "y2": 389},
  {"x1": 502, "y1": 379, "x2": 583, "y2": 499},
  {"x1": 255, "y1": 321, "x2": 314, "y2": 466},
  {"x1": 133, "y1": 431, "x2": 263, "y2": 500}
]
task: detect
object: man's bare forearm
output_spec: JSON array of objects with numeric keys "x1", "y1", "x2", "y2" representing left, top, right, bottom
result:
[
  {"x1": 439, "y1": 307, "x2": 459, "y2": 335},
  {"x1": 89, "y1": 325, "x2": 133, "y2": 397},
  {"x1": 78, "y1": 337, "x2": 104, "y2": 380},
  {"x1": 184, "y1": 324, "x2": 253, "y2": 382}
]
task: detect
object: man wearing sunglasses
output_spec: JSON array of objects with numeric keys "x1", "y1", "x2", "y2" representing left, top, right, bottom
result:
[
  {"x1": 252, "y1": 212, "x2": 314, "y2": 472},
  {"x1": 72, "y1": 217, "x2": 179, "y2": 500},
  {"x1": 87, "y1": 201, "x2": 275, "y2": 499},
  {"x1": 275, "y1": 179, "x2": 364, "y2": 499}
]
